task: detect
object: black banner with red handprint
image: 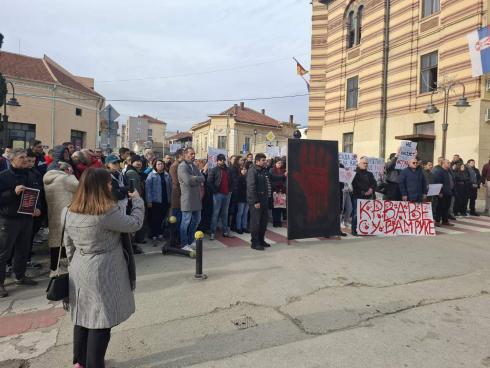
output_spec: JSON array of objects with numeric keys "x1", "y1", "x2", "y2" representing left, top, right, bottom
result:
[{"x1": 287, "y1": 139, "x2": 340, "y2": 240}]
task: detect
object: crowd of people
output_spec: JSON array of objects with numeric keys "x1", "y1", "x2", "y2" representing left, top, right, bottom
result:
[{"x1": 342, "y1": 151, "x2": 490, "y2": 235}]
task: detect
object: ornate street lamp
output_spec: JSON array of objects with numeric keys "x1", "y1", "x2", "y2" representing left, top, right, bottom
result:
[{"x1": 423, "y1": 81, "x2": 470, "y2": 158}]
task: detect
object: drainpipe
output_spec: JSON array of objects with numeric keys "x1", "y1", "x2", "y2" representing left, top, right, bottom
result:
[
  {"x1": 379, "y1": 0, "x2": 391, "y2": 159},
  {"x1": 51, "y1": 84, "x2": 57, "y2": 148}
]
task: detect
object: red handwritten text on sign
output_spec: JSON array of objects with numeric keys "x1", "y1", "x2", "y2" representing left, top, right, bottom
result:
[{"x1": 357, "y1": 200, "x2": 436, "y2": 236}]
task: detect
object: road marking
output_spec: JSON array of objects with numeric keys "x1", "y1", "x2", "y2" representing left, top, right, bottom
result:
[
  {"x1": 435, "y1": 227, "x2": 465, "y2": 235},
  {"x1": 446, "y1": 222, "x2": 490, "y2": 232},
  {"x1": 454, "y1": 218, "x2": 490, "y2": 227}
]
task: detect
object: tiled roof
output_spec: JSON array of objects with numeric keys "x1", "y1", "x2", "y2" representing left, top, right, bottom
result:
[
  {"x1": 0, "y1": 51, "x2": 102, "y2": 97},
  {"x1": 190, "y1": 119, "x2": 211, "y2": 130},
  {"x1": 139, "y1": 114, "x2": 166, "y2": 125},
  {"x1": 168, "y1": 132, "x2": 192, "y2": 141},
  {"x1": 222, "y1": 104, "x2": 281, "y2": 128}
]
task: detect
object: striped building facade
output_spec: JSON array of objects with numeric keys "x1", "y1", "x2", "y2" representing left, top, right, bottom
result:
[{"x1": 308, "y1": 0, "x2": 490, "y2": 166}]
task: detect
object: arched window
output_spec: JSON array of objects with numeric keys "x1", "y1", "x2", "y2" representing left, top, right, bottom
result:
[
  {"x1": 356, "y1": 6, "x2": 364, "y2": 45},
  {"x1": 347, "y1": 11, "x2": 355, "y2": 48}
]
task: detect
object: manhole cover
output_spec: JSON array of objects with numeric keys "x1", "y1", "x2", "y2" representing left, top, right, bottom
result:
[{"x1": 231, "y1": 315, "x2": 257, "y2": 330}]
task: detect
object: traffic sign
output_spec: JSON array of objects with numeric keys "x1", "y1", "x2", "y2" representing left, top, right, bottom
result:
[{"x1": 266, "y1": 131, "x2": 275, "y2": 142}]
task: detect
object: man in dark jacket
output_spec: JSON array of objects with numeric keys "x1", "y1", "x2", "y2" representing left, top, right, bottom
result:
[
  {"x1": 247, "y1": 153, "x2": 271, "y2": 250},
  {"x1": 384, "y1": 152, "x2": 401, "y2": 201},
  {"x1": 29, "y1": 139, "x2": 47, "y2": 176},
  {"x1": 208, "y1": 154, "x2": 235, "y2": 240},
  {"x1": 125, "y1": 155, "x2": 146, "y2": 248},
  {"x1": 0, "y1": 149, "x2": 42, "y2": 297},
  {"x1": 398, "y1": 159, "x2": 428, "y2": 203},
  {"x1": 431, "y1": 159, "x2": 454, "y2": 226},
  {"x1": 466, "y1": 159, "x2": 481, "y2": 216},
  {"x1": 47, "y1": 145, "x2": 70, "y2": 171},
  {"x1": 351, "y1": 157, "x2": 377, "y2": 236}
]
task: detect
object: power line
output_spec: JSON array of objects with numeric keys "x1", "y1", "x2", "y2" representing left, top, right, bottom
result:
[{"x1": 97, "y1": 53, "x2": 310, "y2": 83}]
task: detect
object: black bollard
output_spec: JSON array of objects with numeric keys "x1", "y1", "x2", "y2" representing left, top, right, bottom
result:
[
  {"x1": 194, "y1": 231, "x2": 207, "y2": 280},
  {"x1": 162, "y1": 216, "x2": 196, "y2": 258}
]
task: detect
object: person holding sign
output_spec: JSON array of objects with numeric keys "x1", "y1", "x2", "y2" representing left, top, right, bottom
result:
[
  {"x1": 398, "y1": 159, "x2": 428, "y2": 203},
  {"x1": 0, "y1": 149, "x2": 43, "y2": 298}
]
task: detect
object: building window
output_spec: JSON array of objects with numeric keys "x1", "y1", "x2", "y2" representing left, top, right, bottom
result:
[
  {"x1": 218, "y1": 136, "x2": 226, "y2": 150},
  {"x1": 244, "y1": 137, "x2": 251, "y2": 151},
  {"x1": 346, "y1": 76, "x2": 359, "y2": 109},
  {"x1": 414, "y1": 122, "x2": 435, "y2": 135},
  {"x1": 346, "y1": 4, "x2": 364, "y2": 48},
  {"x1": 422, "y1": 0, "x2": 440, "y2": 18},
  {"x1": 7, "y1": 122, "x2": 36, "y2": 149},
  {"x1": 343, "y1": 132, "x2": 354, "y2": 153},
  {"x1": 147, "y1": 128, "x2": 153, "y2": 139},
  {"x1": 75, "y1": 108, "x2": 82, "y2": 116},
  {"x1": 356, "y1": 6, "x2": 364, "y2": 45},
  {"x1": 204, "y1": 136, "x2": 208, "y2": 151},
  {"x1": 71, "y1": 130, "x2": 85, "y2": 149},
  {"x1": 420, "y1": 51, "x2": 438, "y2": 93},
  {"x1": 347, "y1": 11, "x2": 356, "y2": 48}
]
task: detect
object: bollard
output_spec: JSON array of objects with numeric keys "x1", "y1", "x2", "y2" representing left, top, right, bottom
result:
[
  {"x1": 194, "y1": 231, "x2": 207, "y2": 280},
  {"x1": 162, "y1": 216, "x2": 195, "y2": 258},
  {"x1": 168, "y1": 215, "x2": 177, "y2": 248}
]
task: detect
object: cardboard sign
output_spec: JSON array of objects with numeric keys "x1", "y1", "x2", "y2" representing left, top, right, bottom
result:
[
  {"x1": 395, "y1": 141, "x2": 418, "y2": 170},
  {"x1": 266, "y1": 146, "x2": 280, "y2": 158},
  {"x1": 273, "y1": 192, "x2": 287, "y2": 208},
  {"x1": 367, "y1": 157, "x2": 385, "y2": 182},
  {"x1": 427, "y1": 183, "x2": 443, "y2": 197},
  {"x1": 339, "y1": 168, "x2": 355, "y2": 184},
  {"x1": 338, "y1": 152, "x2": 358, "y2": 171},
  {"x1": 207, "y1": 148, "x2": 227, "y2": 169},
  {"x1": 17, "y1": 188, "x2": 40, "y2": 215},
  {"x1": 357, "y1": 199, "x2": 435, "y2": 237},
  {"x1": 170, "y1": 144, "x2": 181, "y2": 154}
]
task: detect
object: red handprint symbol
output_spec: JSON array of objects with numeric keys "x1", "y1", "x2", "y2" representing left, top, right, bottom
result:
[{"x1": 292, "y1": 144, "x2": 331, "y2": 222}]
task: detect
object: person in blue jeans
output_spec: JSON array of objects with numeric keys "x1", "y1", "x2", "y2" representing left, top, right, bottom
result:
[
  {"x1": 235, "y1": 165, "x2": 250, "y2": 234},
  {"x1": 177, "y1": 148, "x2": 205, "y2": 250},
  {"x1": 208, "y1": 154, "x2": 235, "y2": 240}
]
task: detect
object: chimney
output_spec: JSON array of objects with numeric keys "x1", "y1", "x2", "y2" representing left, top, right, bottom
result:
[
  {"x1": 261, "y1": 109, "x2": 265, "y2": 114},
  {"x1": 240, "y1": 101, "x2": 245, "y2": 110},
  {"x1": 289, "y1": 115, "x2": 294, "y2": 124}
]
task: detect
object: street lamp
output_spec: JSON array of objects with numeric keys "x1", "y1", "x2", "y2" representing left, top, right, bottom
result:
[
  {"x1": 0, "y1": 81, "x2": 21, "y2": 148},
  {"x1": 253, "y1": 128, "x2": 257, "y2": 152},
  {"x1": 423, "y1": 81, "x2": 470, "y2": 158}
]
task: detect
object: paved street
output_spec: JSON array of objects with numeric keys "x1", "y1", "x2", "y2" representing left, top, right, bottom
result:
[{"x1": 0, "y1": 215, "x2": 489, "y2": 368}]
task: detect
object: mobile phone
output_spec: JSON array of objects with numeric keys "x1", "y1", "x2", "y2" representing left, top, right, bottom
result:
[{"x1": 129, "y1": 179, "x2": 135, "y2": 193}]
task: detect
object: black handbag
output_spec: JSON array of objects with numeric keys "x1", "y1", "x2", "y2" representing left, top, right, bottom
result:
[{"x1": 46, "y1": 211, "x2": 69, "y2": 301}]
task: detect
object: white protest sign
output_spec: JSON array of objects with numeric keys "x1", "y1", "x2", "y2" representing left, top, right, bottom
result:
[
  {"x1": 266, "y1": 145, "x2": 280, "y2": 158},
  {"x1": 338, "y1": 152, "x2": 358, "y2": 171},
  {"x1": 207, "y1": 147, "x2": 227, "y2": 169},
  {"x1": 427, "y1": 183, "x2": 443, "y2": 197},
  {"x1": 367, "y1": 157, "x2": 385, "y2": 182},
  {"x1": 170, "y1": 144, "x2": 181, "y2": 154},
  {"x1": 280, "y1": 145, "x2": 288, "y2": 156},
  {"x1": 339, "y1": 168, "x2": 356, "y2": 184},
  {"x1": 357, "y1": 199, "x2": 435, "y2": 237},
  {"x1": 395, "y1": 141, "x2": 418, "y2": 170}
]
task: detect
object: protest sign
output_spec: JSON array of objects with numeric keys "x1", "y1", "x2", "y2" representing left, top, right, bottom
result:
[
  {"x1": 17, "y1": 188, "x2": 40, "y2": 215},
  {"x1": 170, "y1": 144, "x2": 181, "y2": 154},
  {"x1": 280, "y1": 145, "x2": 288, "y2": 156},
  {"x1": 266, "y1": 145, "x2": 280, "y2": 158},
  {"x1": 367, "y1": 157, "x2": 385, "y2": 182},
  {"x1": 339, "y1": 168, "x2": 356, "y2": 184},
  {"x1": 395, "y1": 141, "x2": 418, "y2": 170},
  {"x1": 207, "y1": 148, "x2": 227, "y2": 169},
  {"x1": 427, "y1": 183, "x2": 443, "y2": 197},
  {"x1": 338, "y1": 152, "x2": 358, "y2": 171},
  {"x1": 356, "y1": 199, "x2": 435, "y2": 236}
]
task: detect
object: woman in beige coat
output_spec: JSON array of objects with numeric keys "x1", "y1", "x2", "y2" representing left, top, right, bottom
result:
[{"x1": 43, "y1": 162, "x2": 78, "y2": 275}]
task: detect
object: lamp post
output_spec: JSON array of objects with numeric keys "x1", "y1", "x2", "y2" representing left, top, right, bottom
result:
[
  {"x1": 423, "y1": 81, "x2": 470, "y2": 158},
  {"x1": 0, "y1": 81, "x2": 21, "y2": 148},
  {"x1": 253, "y1": 128, "x2": 257, "y2": 153}
]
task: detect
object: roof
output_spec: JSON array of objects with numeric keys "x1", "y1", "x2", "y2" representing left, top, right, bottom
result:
[
  {"x1": 190, "y1": 119, "x2": 211, "y2": 131},
  {"x1": 0, "y1": 51, "x2": 102, "y2": 97},
  {"x1": 221, "y1": 104, "x2": 281, "y2": 128},
  {"x1": 139, "y1": 114, "x2": 166, "y2": 125},
  {"x1": 168, "y1": 132, "x2": 193, "y2": 141}
]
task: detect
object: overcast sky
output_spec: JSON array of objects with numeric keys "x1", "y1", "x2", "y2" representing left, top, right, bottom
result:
[{"x1": 3, "y1": 0, "x2": 312, "y2": 132}]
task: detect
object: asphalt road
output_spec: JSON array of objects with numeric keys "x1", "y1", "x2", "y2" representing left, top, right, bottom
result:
[{"x1": 1, "y1": 218, "x2": 489, "y2": 368}]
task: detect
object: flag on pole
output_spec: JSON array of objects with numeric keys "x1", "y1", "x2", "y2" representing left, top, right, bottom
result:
[
  {"x1": 293, "y1": 57, "x2": 310, "y2": 92},
  {"x1": 467, "y1": 25, "x2": 490, "y2": 77}
]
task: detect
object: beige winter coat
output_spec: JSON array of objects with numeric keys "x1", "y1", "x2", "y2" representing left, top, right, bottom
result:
[{"x1": 43, "y1": 170, "x2": 78, "y2": 247}]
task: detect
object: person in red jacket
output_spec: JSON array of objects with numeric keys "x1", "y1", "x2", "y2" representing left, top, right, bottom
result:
[{"x1": 72, "y1": 149, "x2": 103, "y2": 179}]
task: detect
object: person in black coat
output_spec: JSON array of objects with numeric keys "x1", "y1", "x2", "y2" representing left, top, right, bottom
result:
[
  {"x1": 466, "y1": 159, "x2": 481, "y2": 216},
  {"x1": 431, "y1": 159, "x2": 454, "y2": 226},
  {"x1": 453, "y1": 162, "x2": 470, "y2": 216},
  {"x1": 351, "y1": 157, "x2": 377, "y2": 236}
]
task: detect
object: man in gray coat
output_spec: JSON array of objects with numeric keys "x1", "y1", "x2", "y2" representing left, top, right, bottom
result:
[{"x1": 178, "y1": 147, "x2": 205, "y2": 250}]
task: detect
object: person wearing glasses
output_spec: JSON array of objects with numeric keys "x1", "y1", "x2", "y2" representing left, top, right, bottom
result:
[{"x1": 398, "y1": 158, "x2": 428, "y2": 203}]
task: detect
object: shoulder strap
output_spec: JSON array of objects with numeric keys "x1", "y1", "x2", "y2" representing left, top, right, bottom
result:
[{"x1": 56, "y1": 209, "x2": 69, "y2": 275}]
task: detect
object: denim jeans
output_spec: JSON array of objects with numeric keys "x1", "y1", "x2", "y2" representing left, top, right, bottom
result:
[
  {"x1": 236, "y1": 202, "x2": 249, "y2": 231},
  {"x1": 210, "y1": 193, "x2": 231, "y2": 235},
  {"x1": 180, "y1": 211, "x2": 201, "y2": 246}
]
